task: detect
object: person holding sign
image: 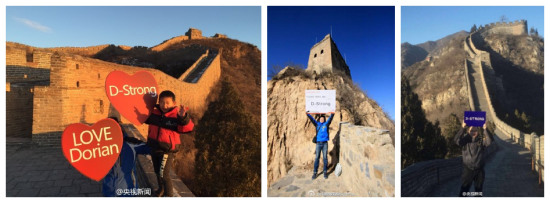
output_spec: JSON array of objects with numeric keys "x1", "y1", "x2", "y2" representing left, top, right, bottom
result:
[
  {"x1": 102, "y1": 117, "x2": 151, "y2": 197},
  {"x1": 454, "y1": 119, "x2": 493, "y2": 197},
  {"x1": 306, "y1": 112, "x2": 335, "y2": 180},
  {"x1": 145, "y1": 91, "x2": 194, "y2": 197}
]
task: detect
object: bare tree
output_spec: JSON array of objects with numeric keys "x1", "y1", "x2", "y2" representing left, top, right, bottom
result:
[{"x1": 499, "y1": 15, "x2": 509, "y2": 22}]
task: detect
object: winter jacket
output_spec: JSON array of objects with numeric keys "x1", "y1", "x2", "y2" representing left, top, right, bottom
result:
[
  {"x1": 146, "y1": 105, "x2": 194, "y2": 152},
  {"x1": 454, "y1": 126, "x2": 493, "y2": 170},
  {"x1": 307, "y1": 113, "x2": 334, "y2": 142},
  {"x1": 102, "y1": 134, "x2": 151, "y2": 197}
]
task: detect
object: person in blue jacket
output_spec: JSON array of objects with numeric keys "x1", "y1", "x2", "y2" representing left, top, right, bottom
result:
[
  {"x1": 102, "y1": 117, "x2": 151, "y2": 197},
  {"x1": 307, "y1": 112, "x2": 335, "y2": 180}
]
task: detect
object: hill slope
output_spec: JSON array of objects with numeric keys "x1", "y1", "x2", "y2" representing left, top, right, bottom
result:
[
  {"x1": 402, "y1": 32, "x2": 470, "y2": 125},
  {"x1": 267, "y1": 68, "x2": 394, "y2": 185}
]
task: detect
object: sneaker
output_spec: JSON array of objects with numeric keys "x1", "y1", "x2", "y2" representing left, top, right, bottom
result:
[
  {"x1": 312, "y1": 173, "x2": 317, "y2": 180},
  {"x1": 324, "y1": 175, "x2": 328, "y2": 179}
]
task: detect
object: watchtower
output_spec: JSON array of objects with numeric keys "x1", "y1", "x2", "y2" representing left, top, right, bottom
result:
[{"x1": 306, "y1": 34, "x2": 351, "y2": 77}]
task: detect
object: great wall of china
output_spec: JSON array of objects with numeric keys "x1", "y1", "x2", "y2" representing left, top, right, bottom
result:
[
  {"x1": 6, "y1": 28, "x2": 238, "y2": 196},
  {"x1": 268, "y1": 122, "x2": 394, "y2": 197},
  {"x1": 268, "y1": 34, "x2": 394, "y2": 197},
  {"x1": 6, "y1": 28, "x2": 224, "y2": 146},
  {"x1": 402, "y1": 20, "x2": 544, "y2": 196},
  {"x1": 6, "y1": 28, "x2": 226, "y2": 196}
]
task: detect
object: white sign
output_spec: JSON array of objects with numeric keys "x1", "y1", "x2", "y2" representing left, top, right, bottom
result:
[{"x1": 305, "y1": 90, "x2": 336, "y2": 113}]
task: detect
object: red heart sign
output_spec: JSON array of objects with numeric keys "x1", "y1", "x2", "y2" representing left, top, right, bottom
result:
[
  {"x1": 105, "y1": 71, "x2": 158, "y2": 125},
  {"x1": 61, "y1": 118, "x2": 124, "y2": 181}
]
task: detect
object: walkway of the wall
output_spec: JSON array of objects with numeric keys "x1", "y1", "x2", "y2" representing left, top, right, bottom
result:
[
  {"x1": 401, "y1": 24, "x2": 543, "y2": 196},
  {"x1": 467, "y1": 28, "x2": 544, "y2": 182}
]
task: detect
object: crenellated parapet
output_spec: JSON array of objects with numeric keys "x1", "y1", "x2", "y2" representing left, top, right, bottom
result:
[
  {"x1": 6, "y1": 37, "x2": 221, "y2": 147},
  {"x1": 462, "y1": 21, "x2": 544, "y2": 181},
  {"x1": 474, "y1": 20, "x2": 527, "y2": 37}
]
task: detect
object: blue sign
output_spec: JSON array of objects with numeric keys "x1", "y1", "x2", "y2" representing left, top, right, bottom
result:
[{"x1": 464, "y1": 111, "x2": 486, "y2": 127}]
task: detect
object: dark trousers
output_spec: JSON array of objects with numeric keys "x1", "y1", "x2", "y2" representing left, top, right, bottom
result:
[
  {"x1": 151, "y1": 151, "x2": 175, "y2": 196},
  {"x1": 459, "y1": 166, "x2": 485, "y2": 197},
  {"x1": 314, "y1": 141, "x2": 328, "y2": 176}
]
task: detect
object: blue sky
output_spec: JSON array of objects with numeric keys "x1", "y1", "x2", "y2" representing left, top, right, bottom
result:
[
  {"x1": 6, "y1": 6, "x2": 261, "y2": 49},
  {"x1": 402, "y1": 6, "x2": 544, "y2": 44},
  {"x1": 268, "y1": 6, "x2": 395, "y2": 120}
]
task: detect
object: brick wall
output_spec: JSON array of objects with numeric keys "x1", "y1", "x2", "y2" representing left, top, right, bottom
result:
[
  {"x1": 6, "y1": 86, "x2": 34, "y2": 138},
  {"x1": 151, "y1": 35, "x2": 190, "y2": 52},
  {"x1": 339, "y1": 122, "x2": 394, "y2": 196},
  {"x1": 7, "y1": 38, "x2": 221, "y2": 146},
  {"x1": 4, "y1": 46, "x2": 221, "y2": 146},
  {"x1": 307, "y1": 34, "x2": 351, "y2": 77},
  {"x1": 6, "y1": 47, "x2": 26, "y2": 66},
  {"x1": 186, "y1": 28, "x2": 203, "y2": 39}
]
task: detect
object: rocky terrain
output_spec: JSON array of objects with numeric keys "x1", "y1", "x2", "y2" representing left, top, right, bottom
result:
[
  {"x1": 402, "y1": 27, "x2": 544, "y2": 134},
  {"x1": 482, "y1": 34, "x2": 543, "y2": 74},
  {"x1": 401, "y1": 31, "x2": 470, "y2": 124},
  {"x1": 267, "y1": 67, "x2": 394, "y2": 186},
  {"x1": 401, "y1": 42, "x2": 427, "y2": 69},
  {"x1": 477, "y1": 33, "x2": 544, "y2": 133}
]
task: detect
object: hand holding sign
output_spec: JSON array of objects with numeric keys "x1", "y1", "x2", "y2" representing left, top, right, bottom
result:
[
  {"x1": 464, "y1": 111, "x2": 486, "y2": 127},
  {"x1": 305, "y1": 90, "x2": 336, "y2": 114},
  {"x1": 61, "y1": 118, "x2": 123, "y2": 181},
  {"x1": 105, "y1": 71, "x2": 158, "y2": 125}
]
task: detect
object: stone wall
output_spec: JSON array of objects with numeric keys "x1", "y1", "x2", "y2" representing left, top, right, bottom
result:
[
  {"x1": 186, "y1": 28, "x2": 203, "y2": 39},
  {"x1": 464, "y1": 24, "x2": 544, "y2": 180},
  {"x1": 45, "y1": 45, "x2": 111, "y2": 57},
  {"x1": 306, "y1": 34, "x2": 351, "y2": 77},
  {"x1": 339, "y1": 122, "x2": 394, "y2": 196},
  {"x1": 6, "y1": 86, "x2": 34, "y2": 138},
  {"x1": 7, "y1": 41, "x2": 111, "y2": 59},
  {"x1": 463, "y1": 59, "x2": 475, "y2": 111},
  {"x1": 151, "y1": 35, "x2": 190, "y2": 52},
  {"x1": 213, "y1": 33, "x2": 227, "y2": 38},
  {"x1": 6, "y1": 46, "x2": 27, "y2": 66},
  {"x1": 6, "y1": 64, "x2": 50, "y2": 139},
  {"x1": 532, "y1": 136, "x2": 544, "y2": 181},
  {"x1": 6, "y1": 42, "x2": 221, "y2": 146},
  {"x1": 403, "y1": 20, "x2": 543, "y2": 196},
  {"x1": 401, "y1": 142, "x2": 497, "y2": 197},
  {"x1": 401, "y1": 158, "x2": 462, "y2": 197},
  {"x1": 477, "y1": 20, "x2": 528, "y2": 37}
]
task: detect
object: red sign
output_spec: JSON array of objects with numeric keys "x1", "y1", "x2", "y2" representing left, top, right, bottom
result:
[
  {"x1": 105, "y1": 71, "x2": 158, "y2": 125},
  {"x1": 61, "y1": 118, "x2": 123, "y2": 181}
]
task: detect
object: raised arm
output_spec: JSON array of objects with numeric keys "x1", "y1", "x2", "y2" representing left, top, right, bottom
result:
[
  {"x1": 306, "y1": 113, "x2": 318, "y2": 126},
  {"x1": 455, "y1": 122, "x2": 470, "y2": 147},
  {"x1": 177, "y1": 105, "x2": 194, "y2": 133},
  {"x1": 326, "y1": 113, "x2": 335, "y2": 126}
]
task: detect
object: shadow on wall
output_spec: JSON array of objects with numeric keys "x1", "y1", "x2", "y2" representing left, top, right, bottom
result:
[{"x1": 6, "y1": 65, "x2": 51, "y2": 85}]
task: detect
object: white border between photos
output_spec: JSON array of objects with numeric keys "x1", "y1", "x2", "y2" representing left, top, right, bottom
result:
[{"x1": 0, "y1": 0, "x2": 548, "y2": 202}]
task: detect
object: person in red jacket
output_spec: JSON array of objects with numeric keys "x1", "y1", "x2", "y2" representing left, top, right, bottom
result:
[{"x1": 146, "y1": 90, "x2": 194, "y2": 197}]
